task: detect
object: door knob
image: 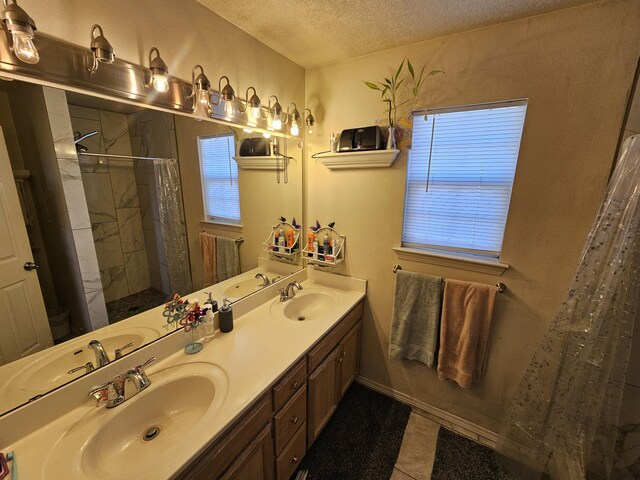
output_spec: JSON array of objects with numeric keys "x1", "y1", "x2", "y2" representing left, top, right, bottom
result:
[{"x1": 24, "y1": 262, "x2": 39, "y2": 271}]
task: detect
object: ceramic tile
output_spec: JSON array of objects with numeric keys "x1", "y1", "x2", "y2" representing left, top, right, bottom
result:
[
  {"x1": 133, "y1": 155, "x2": 148, "y2": 184},
  {"x1": 92, "y1": 222, "x2": 124, "y2": 270},
  {"x1": 99, "y1": 110, "x2": 132, "y2": 156},
  {"x1": 42, "y1": 87, "x2": 69, "y2": 116},
  {"x1": 68, "y1": 104, "x2": 100, "y2": 121},
  {"x1": 68, "y1": 116, "x2": 104, "y2": 154},
  {"x1": 71, "y1": 228, "x2": 102, "y2": 294},
  {"x1": 82, "y1": 172, "x2": 116, "y2": 223},
  {"x1": 116, "y1": 207, "x2": 145, "y2": 253},
  {"x1": 85, "y1": 289, "x2": 109, "y2": 330},
  {"x1": 100, "y1": 266, "x2": 129, "y2": 303},
  {"x1": 395, "y1": 412, "x2": 440, "y2": 480},
  {"x1": 109, "y1": 160, "x2": 139, "y2": 208},
  {"x1": 390, "y1": 468, "x2": 415, "y2": 480},
  {"x1": 124, "y1": 250, "x2": 151, "y2": 294},
  {"x1": 58, "y1": 157, "x2": 91, "y2": 230},
  {"x1": 137, "y1": 183, "x2": 153, "y2": 229}
]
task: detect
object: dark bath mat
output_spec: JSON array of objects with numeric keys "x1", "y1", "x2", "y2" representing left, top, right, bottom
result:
[
  {"x1": 431, "y1": 428, "x2": 513, "y2": 480},
  {"x1": 293, "y1": 382, "x2": 411, "y2": 480}
]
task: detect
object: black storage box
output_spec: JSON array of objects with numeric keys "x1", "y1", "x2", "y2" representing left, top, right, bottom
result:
[
  {"x1": 239, "y1": 137, "x2": 271, "y2": 156},
  {"x1": 338, "y1": 126, "x2": 384, "y2": 152}
]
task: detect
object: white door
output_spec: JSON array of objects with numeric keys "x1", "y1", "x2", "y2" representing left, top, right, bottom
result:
[{"x1": 0, "y1": 126, "x2": 53, "y2": 366}]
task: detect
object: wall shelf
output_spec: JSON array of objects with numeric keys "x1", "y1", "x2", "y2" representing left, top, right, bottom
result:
[
  {"x1": 314, "y1": 149, "x2": 400, "y2": 170},
  {"x1": 234, "y1": 156, "x2": 289, "y2": 170}
]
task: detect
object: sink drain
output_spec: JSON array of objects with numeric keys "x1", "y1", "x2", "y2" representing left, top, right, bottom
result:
[
  {"x1": 297, "y1": 316, "x2": 306, "y2": 321},
  {"x1": 142, "y1": 426, "x2": 161, "y2": 442}
]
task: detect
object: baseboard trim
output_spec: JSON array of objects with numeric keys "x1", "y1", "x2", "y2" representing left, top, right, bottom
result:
[{"x1": 355, "y1": 375, "x2": 499, "y2": 448}]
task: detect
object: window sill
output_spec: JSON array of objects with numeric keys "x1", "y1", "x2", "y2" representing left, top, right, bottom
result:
[
  {"x1": 200, "y1": 220, "x2": 244, "y2": 232},
  {"x1": 392, "y1": 247, "x2": 509, "y2": 275}
]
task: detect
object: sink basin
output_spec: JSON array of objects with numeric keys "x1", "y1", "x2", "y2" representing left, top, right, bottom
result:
[
  {"x1": 270, "y1": 290, "x2": 336, "y2": 321},
  {"x1": 0, "y1": 326, "x2": 161, "y2": 408},
  {"x1": 223, "y1": 276, "x2": 266, "y2": 298},
  {"x1": 43, "y1": 362, "x2": 228, "y2": 479}
]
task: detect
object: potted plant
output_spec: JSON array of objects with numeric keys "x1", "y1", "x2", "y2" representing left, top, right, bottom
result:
[{"x1": 364, "y1": 59, "x2": 442, "y2": 148}]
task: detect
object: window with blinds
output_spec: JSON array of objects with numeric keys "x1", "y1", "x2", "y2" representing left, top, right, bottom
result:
[
  {"x1": 402, "y1": 100, "x2": 527, "y2": 258},
  {"x1": 197, "y1": 134, "x2": 241, "y2": 224}
]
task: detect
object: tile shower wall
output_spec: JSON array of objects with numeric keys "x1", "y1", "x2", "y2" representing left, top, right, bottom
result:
[
  {"x1": 68, "y1": 105, "x2": 150, "y2": 302},
  {"x1": 128, "y1": 110, "x2": 180, "y2": 294},
  {"x1": 41, "y1": 87, "x2": 108, "y2": 331}
]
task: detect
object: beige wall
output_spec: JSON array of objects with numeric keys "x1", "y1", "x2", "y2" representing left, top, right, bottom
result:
[
  {"x1": 20, "y1": 0, "x2": 305, "y2": 119},
  {"x1": 304, "y1": 0, "x2": 640, "y2": 433},
  {"x1": 174, "y1": 118, "x2": 303, "y2": 291}
]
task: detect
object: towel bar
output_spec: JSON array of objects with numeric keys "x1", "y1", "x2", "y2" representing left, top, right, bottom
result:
[{"x1": 392, "y1": 264, "x2": 506, "y2": 293}]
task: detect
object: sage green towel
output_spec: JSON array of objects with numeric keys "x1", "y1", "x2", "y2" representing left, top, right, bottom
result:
[
  {"x1": 216, "y1": 236, "x2": 241, "y2": 282},
  {"x1": 389, "y1": 270, "x2": 442, "y2": 367}
]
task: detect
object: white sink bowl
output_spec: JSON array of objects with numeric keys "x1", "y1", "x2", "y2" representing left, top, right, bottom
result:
[
  {"x1": 223, "y1": 276, "x2": 266, "y2": 298},
  {"x1": 270, "y1": 289, "x2": 336, "y2": 321},
  {"x1": 43, "y1": 362, "x2": 228, "y2": 480},
  {"x1": 0, "y1": 326, "x2": 160, "y2": 406}
]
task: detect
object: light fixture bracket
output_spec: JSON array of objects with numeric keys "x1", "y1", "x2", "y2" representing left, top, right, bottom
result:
[
  {"x1": 89, "y1": 24, "x2": 114, "y2": 73},
  {"x1": 0, "y1": 0, "x2": 36, "y2": 31}
]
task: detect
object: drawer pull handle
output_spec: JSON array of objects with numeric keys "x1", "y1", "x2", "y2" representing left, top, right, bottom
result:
[
  {"x1": 292, "y1": 416, "x2": 299, "y2": 424},
  {"x1": 292, "y1": 456, "x2": 299, "y2": 463},
  {"x1": 339, "y1": 358, "x2": 343, "y2": 364},
  {"x1": 292, "y1": 381, "x2": 299, "y2": 389}
]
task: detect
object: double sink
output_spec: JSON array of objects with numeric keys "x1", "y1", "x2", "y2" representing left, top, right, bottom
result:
[{"x1": 5, "y1": 270, "x2": 364, "y2": 479}]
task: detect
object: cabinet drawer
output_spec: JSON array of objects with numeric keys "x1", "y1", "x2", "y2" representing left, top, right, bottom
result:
[
  {"x1": 272, "y1": 358, "x2": 306, "y2": 411},
  {"x1": 308, "y1": 301, "x2": 362, "y2": 372},
  {"x1": 273, "y1": 384, "x2": 307, "y2": 455},
  {"x1": 180, "y1": 393, "x2": 272, "y2": 480},
  {"x1": 275, "y1": 422, "x2": 306, "y2": 480}
]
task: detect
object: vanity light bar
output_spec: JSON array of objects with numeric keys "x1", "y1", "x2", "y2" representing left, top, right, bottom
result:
[{"x1": 0, "y1": 25, "x2": 313, "y2": 137}]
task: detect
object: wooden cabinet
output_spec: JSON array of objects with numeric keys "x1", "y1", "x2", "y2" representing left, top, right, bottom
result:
[{"x1": 178, "y1": 299, "x2": 364, "y2": 480}]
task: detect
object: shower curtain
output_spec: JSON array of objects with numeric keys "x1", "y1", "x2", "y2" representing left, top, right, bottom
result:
[
  {"x1": 497, "y1": 135, "x2": 640, "y2": 479},
  {"x1": 153, "y1": 158, "x2": 193, "y2": 296}
]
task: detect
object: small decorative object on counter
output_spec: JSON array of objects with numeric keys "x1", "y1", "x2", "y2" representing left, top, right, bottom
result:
[
  {"x1": 219, "y1": 298, "x2": 234, "y2": 333},
  {"x1": 162, "y1": 293, "x2": 210, "y2": 354}
]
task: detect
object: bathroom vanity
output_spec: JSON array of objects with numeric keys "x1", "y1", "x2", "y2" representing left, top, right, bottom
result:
[{"x1": 0, "y1": 268, "x2": 366, "y2": 479}]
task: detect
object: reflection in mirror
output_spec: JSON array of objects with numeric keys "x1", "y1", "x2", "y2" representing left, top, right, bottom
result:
[{"x1": 0, "y1": 79, "x2": 302, "y2": 416}]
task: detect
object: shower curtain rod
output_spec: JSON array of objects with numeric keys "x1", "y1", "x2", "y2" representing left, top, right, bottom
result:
[{"x1": 78, "y1": 152, "x2": 166, "y2": 161}]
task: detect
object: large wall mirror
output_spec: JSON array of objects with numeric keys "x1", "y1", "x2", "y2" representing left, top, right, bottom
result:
[{"x1": 0, "y1": 79, "x2": 303, "y2": 416}]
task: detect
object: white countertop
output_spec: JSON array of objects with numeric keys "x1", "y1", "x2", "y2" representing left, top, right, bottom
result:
[{"x1": 0, "y1": 268, "x2": 366, "y2": 479}]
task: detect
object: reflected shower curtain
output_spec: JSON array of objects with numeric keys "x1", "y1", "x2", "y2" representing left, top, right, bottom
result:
[
  {"x1": 497, "y1": 135, "x2": 640, "y2": 479},
  {"x1": 153, "y1": 158, "x2": 193, "y2": 295}
]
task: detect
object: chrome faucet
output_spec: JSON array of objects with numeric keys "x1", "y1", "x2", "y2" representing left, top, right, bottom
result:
[
  {"x1": 89, "y1": 357, "x2": 155, "y2": 408},
  {"x1": 67, "y1": 361, "x2": 95, "y2": 375},
  {"x1": 255, "y1": 273, "x2": 271, "y2": 287},
  {"x1": 89, "y1": 340, "x2": 110, "y2": 367},
  {"x1": 279, "y1": 281, "x2": 303, "y2": 302}
]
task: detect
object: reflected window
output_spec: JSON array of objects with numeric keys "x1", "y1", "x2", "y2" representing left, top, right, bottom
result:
[{"x1": 197, "y1": 134, "x2": 241, "y2": 224}]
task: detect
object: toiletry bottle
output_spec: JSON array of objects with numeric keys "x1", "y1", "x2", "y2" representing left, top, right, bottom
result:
[
  {"x1": 273, "y1": 230, "x2": 279, "y2": 251},
  {"x1": 307, "y1": 231, "x2": 315, "y2": 257},
  {"x1": 313, "y1": 240, "x2": 319, "y2": 259},
  {"x1": 219, "y1": 298, "x2": 233, "y2": 333},
  {"x1": 323, "y1": 232, "x2": 331, "y2": 255},
  {"x1": 203, "y1": 292, "x2": 218, "y2": 338},
  {"x1": 286, "y1": 229, "x2": 294, "y2": 249}
]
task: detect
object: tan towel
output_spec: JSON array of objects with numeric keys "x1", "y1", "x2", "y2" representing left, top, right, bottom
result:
[
  {"x1": 437, "y1": 279, "x2": 498, "y2": 388},
  {"x1": 388, "y1": 271, "x2": 442, "y2": 367},
  {"x1": 199, "y1": 232, "x2": 217, "y2": 286}
]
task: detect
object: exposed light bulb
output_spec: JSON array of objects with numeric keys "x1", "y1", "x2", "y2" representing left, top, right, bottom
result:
[
  {"x1": 272, "y1": 115, "x2": 282, "y2": 131},
  {"x1": 263, "y1": 132, "x2": 272, "y2": 138},
  {"x1": 243, "y1": 128, "x2": 253, "y2": 133},
  {"x1": 307, "y1": 125, "x2": 314, "y2": 135},
  {"x1": 290, "y1": 124, "x2": 299, "y2": 136},
  {"x1": 194, "y1": 89, "x2": 211, "y2": 121},
  {"x1": 250, "y1": 106, "x2": 261, "y2": 120},
  {"x1": 152, "y1": 73, "x2": 169, "y2": 93},
  {"x1": 223, "y1": 99, "x2": 237, "y2": 119},
  {"x1": 11, "y1": 28, "x2": 39, "y2": 64}
]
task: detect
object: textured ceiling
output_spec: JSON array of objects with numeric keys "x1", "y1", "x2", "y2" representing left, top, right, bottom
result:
[{"x1": 198, "y1": 0, "x2": 597, "y2": 68}]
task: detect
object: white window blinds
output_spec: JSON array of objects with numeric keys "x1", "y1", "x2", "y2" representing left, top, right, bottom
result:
[
  {"x1": 402, "y1": 100, "x2": 527, "y2": 257},
  {"x1": 198, "y1": 134, "x2": 241, "y2": 224}
]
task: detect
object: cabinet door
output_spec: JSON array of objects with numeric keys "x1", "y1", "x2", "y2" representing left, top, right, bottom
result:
[
  {"x1": 307, "y1": 349, "x2": 339, "y2": 445},
  {"x1": 220, "y1": 424, "x2": 274, "y2": 480},
  {"x1": 337, "y1": 323, "x2": 360, "y2": 399}
]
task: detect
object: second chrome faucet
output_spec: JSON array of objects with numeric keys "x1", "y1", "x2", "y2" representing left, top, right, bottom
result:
[
  {"x1": 279, "y1": 281, "x2": 303, "y2": 302},
  {"x1": 89, "y1": 357, "x2": 155, "y2": 408}
]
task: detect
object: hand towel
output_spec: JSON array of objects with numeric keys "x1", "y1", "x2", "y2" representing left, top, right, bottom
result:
[
  {"x1": 388, "y1": 270, "x2": 443, "y2": 367},
  {"x1": 437, "y1": 279, "x2": 498, "y2": 388},
  {"x1": 199, "y1": 231, "x2": 217, "y2": 286},
  {"x1": 216, "y1": 236, "x2": 241, "y2": 282}
]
